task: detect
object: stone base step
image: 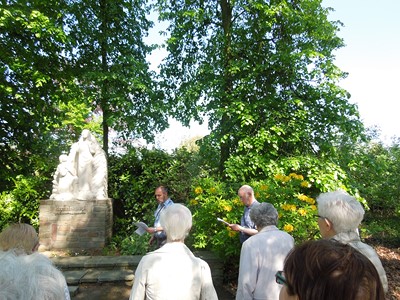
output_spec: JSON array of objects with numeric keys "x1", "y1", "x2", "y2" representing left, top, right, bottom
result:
[
  {"x1": 68, "y1": 286, "x2": 79, "y2": 297},
  {"x1": 64, "y1": 269, "x2": 134, "y2": 285},
  {"x1": 48, "y1": 252, "x2": 224, "y2": 298}
]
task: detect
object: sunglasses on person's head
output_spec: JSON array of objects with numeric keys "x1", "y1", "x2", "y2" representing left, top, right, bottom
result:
[{"x1": 275, "y1": 270, "x2": 286, "y2": 285}]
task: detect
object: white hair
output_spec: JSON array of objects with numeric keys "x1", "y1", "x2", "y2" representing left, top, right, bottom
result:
[
  {"x1": 317, "y1": 190, "x2": 365, "y2": 233},
  {"x1": 0, "y1": 250, "x2": 67, "y2": 300},
  {"x1": 160, "y1": 204, "x2": 192, "y2": 242}
]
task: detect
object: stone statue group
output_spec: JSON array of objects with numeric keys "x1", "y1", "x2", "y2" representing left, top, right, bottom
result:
[{"x1": 50, "y1": 130, "x2": 108, "y2": 201}]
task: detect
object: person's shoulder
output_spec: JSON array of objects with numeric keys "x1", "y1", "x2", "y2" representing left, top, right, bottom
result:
[
  {"x1": 24, "y1": 252, "x2": 55, "y2": 266},
  {"x1": 251, "y1": 199, "x2": 260, "y2": 206},
  {"x1": 279, "y1": 230, "x2": 295, "y2": 242},
  {"x1": 350, "y1": 240, "x2": 378, "y2": 256},
  {"x1": 192, "y1": 254, "x2": 212, "y2": 269},
  {"x1": 139, "y1": 248, "x2": 163, "y2": 264},
  {"x1": 165, "y1": 198, "x2": 174, "y2": 206},
  {"x1": 264, "y1": 227, "x2": 294, "y2": 241}
]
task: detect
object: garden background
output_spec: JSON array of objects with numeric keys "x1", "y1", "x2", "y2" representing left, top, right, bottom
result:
[{"x1": 1, "y1": 0, "x2": 399, "y2": 298}]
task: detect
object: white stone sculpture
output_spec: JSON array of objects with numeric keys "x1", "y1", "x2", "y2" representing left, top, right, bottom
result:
[
  {"x1": 50, "y1": 130, "x2": 108, "y2": 200},
  {"x1": 50, "y1": 154, "x2": 77, "y2": 201}
]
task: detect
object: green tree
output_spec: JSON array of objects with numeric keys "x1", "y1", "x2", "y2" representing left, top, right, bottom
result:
[
  {"x1": 157, "y1": 0, "x2": 364, "y2": 179},
  {"x1": 337, "y1": 130, "x2": 400, "y2": 215},
  {"x1": 64, "y1": 0, "x2": 168, "y2": 155},
  {"x1": 0, "y1": 1, "x2": 72, "y2": 190}
]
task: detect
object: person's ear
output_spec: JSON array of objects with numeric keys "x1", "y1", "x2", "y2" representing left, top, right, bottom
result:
[
  {"x1": 32, "y1": 242, "x2": 40, "y2": 253},
  {"x1": 324, "y1": 218, "x2": 335, "y2": 233}
]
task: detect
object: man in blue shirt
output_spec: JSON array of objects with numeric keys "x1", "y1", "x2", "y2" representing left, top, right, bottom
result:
[
  {"x1": 229, "y1": 185, "x2": 259, "y2": 243},
  {"x1": 146, "y1": 185, "x2": 174, "y2": 248}
]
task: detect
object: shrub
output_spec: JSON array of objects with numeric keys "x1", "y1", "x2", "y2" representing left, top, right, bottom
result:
[
  {"x1": 186, "y1": 171, "x2": 361, "y2": 261},
  {"x1": 0, "y1": 174, "x2": 49, "y2": 231}
]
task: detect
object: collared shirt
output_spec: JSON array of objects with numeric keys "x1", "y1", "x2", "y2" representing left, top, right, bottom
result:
[
  {"x1": 240, "y1": 199, "x2": 260, "y2": 243},
  {"x1": 129, "y1": 242, "x2": 218, "y2": 300},
  {"x1": 236, "y1": 226, "x2": 294, "y2": 300},
  {"x1": 153, "y1": 198, "x2": 174, "y2": 240},
  {"x1": 332, "y1": 231, "x2": 388, "y2": 293}
]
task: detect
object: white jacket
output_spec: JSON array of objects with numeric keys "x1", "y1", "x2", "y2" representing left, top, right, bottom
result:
[{"x1": 130, "y1": 242, "x2": 218, "y2": 300}]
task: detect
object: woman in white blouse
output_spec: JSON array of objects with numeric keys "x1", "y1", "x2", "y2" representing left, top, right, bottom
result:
[{"x1": 129, "y1": 203, "x2": 218, "y2": 300}]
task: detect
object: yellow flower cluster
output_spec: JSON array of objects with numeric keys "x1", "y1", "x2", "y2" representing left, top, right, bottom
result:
[
  {"x1": 298, "y1": 208, "x2": 307, "y2": 216},
  {"x1": 289, "y1": 173, "x2": 304, "y2": 181},
  {"x1": 297, "y1": 193, "x2": 315, "y2": 204},
  {"x1": 275, "y1": 173, "x2": 310, "y2": 189},
  {"x1": 219, "y1": 200, "x2": 232, "y2": 212},
  {"x1": 228, "y1": 230, "x2": 238, "y2": 237},
  {"x1": 300, "y1": 181, "x2": 310, "y2": 188},
  {"x1": 274, "y1": 174, "x2": 291, "y2": 182},
  {"x1": 260, "y1": 184, "x2": 268, "y2": 191},
  {"x1": 189, "y1": 199, "x2": 198, "y2": 206},
  {"x1": 223, "y1": 204, "x2": 232, "y2": 212},
  {"x1": 209, "y1": 187, "x2": 217, "y2": 194},
  {"x1": 281, "y1": 204, "x2": 297, "y2": 211},
  {"x1": 283, "y1": 224, "x2": 294, "y2": 232},
  {"x1": 194, "y1": 186, "x2": 203, "y2": 195},
  {"x1": 233, "y1": 198, "x2": 242, "y2": 205}
]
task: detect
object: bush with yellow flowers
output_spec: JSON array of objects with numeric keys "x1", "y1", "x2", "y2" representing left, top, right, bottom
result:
[
  {"x1": 186, "y1": 172, "x2": 341, "y2": 261},
  {"x1": 186, "y1": 177, "x2": 243, "y2": 260}
]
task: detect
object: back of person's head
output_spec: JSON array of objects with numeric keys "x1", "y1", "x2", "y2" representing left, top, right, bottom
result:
[
  {"x1": 316, "y1": 189, "x2": 364, "y2": 233},
  {"x1": 0, "y1": 250, "x2": 67, "y2": 300},
  {"x1": 250, "y1": 202, "x2": 277, "y2": 229},
  {"x1": 282, "y1": 239, "x2": 385, "y2": 300},
  {"x1": 0, "y1": 223, "x2": 39, "y2": 254},
  {"x1": 160, "y1": 204, "x2": 192, "y2": 242}
]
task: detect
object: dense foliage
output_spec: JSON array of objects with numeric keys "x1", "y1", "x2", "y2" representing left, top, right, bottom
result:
[
  {"x1": 156, "y1": 0, "x2": 364, "y2": 177},
  {"x1": 0, "y1": 0, "x2": 398, "y2": 266}
]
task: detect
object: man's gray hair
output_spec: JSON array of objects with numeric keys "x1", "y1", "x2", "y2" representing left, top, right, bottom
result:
[
  {"x1": 317, "y1": 189, "x2": 364, "y2": 233},
  {"x1": 250, "y1": 202, "x2": 278, "y2": 229},
  {"x1": 160, "y1": 204, "x2": 192, "y2": 242}
]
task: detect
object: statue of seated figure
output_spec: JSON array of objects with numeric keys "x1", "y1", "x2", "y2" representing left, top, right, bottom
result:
[{"x1": 50, "y1": 154, "x2": 77, "y2": 201}]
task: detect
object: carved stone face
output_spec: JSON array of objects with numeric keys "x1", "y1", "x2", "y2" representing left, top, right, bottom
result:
[{"x1": 81, "y1": 129, "x2": 90, "y2": 139}]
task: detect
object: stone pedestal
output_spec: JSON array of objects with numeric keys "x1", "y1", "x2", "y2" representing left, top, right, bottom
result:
[{"x1": 38, "y1": 199, "x2": 113, "y2": 252}]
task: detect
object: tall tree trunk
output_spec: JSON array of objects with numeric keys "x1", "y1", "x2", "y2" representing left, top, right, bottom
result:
[
  {"x1": 219, "y1": 0, "x2": 233, "y2": 178},
  {"x1": 100, "y1": 0, "x2": 109, "y2": 156}
]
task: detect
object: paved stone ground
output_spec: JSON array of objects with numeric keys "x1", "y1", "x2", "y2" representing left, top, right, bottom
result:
[{"x1": 71, "y1": 282, "x2": 235, "y2": 299}]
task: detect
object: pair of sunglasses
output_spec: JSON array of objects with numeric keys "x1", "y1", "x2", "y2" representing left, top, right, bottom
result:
[{"x1": 275, "y1": 270, "x2": 286, "y2": 285}]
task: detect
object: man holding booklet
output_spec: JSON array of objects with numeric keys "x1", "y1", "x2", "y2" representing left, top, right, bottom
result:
[{"x1": 218, "y1": 185, "x2": 260, "y2": 243}]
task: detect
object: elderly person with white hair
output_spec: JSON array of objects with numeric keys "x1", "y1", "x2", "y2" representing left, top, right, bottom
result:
[
  {"x1": 236, "y1": 202, "x2": 294, "y2": 300},
  {"x1": 129, "y1": 203, "x2": 218, "y2": 300},
  {"x1": 0, "y1": 250, "x2": 69, "y2": 300},
  {"x1": 316, "y1": 189, "x2": 388, "y2": 293},
  {"x1": 0, "y1": 223, "x2": 70, "y2": 300}
]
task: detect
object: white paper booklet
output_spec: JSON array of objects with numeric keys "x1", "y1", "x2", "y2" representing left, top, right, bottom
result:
[
  {"x1": 134, "y1": 221, "x2": 149, "y2": 236},
  {"x1": 217, "y1": 217, "x2": 230, "y2": 226}
]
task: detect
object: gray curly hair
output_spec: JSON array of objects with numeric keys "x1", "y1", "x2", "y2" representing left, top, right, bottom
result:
[{"x1": 250, "y1": 202, "x2": 278, "y2": 229}]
